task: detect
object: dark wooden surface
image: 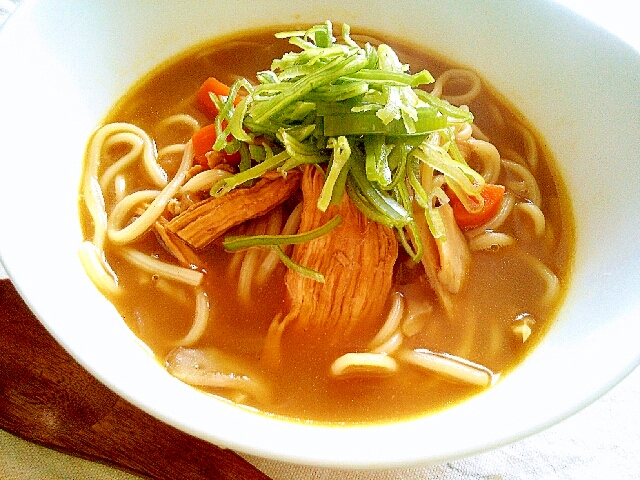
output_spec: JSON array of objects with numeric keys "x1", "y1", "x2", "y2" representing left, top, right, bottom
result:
[{"x1": 0, "y1": 279, "x2": 271, "y2": 480}]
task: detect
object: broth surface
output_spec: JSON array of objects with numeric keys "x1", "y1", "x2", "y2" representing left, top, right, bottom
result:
[{"x1": 80, "y1": 27, "x2": 574, "y2": 423}]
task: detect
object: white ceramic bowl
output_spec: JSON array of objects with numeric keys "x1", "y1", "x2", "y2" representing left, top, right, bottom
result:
[{"x1": 1, "y1": 0, "x2": 639, "y2": 469}]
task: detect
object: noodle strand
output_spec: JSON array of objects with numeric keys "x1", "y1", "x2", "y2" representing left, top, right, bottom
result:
[
  {"x1": 108, "y1": 141, "x2": 194, "y2": 244},
  {"x1": 174, "y1": 287, "x2": 210, "y2": 346}
]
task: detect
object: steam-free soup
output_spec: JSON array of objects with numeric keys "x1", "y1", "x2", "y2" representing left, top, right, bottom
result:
[{"x1": 79, "y1": 23, "x2": 574, "y2": 423}]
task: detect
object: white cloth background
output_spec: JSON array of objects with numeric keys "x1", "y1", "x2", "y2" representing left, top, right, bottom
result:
[{"x1": 1, "y1": 1, "x2": 639, "y2": 478}]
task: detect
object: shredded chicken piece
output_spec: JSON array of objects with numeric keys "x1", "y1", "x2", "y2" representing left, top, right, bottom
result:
[
  {"x1": 264, "y1": 166, "x2": 398, "y2": 360},
  {"x1": 131, "y1": 204, "x2": 202, "y2": 267},
  {"x1": 435, "y1": 203, "x2": 471, "y2": 294},
  {"x1": 166, "y1": 170, "x2": 301, "y2": 249},
  {"x1": 185, "y1": 164, "x2": 204, "y2": 181},
  {"x1": 413, "y1": 202, "x2": 470, "y2": 316},
  {"x1": 153, "y1": 215, "x2": 202, "y2": 268},
  {"x1": 413, "y1": 204, "x2": 453, "y2": 315}
]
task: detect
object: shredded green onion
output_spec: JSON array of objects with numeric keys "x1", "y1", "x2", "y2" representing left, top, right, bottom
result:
[
  {"x1": 349, "y1": 159, "x2": 410, "y2": 228},
  {"x1": 394, "y1": 182, "x2": 424, "y2": 262},
  {"x1": 318, "y1": 136, "x2": 351, "y2": 211},
  {"x1": 210, "y1": 150, "x2": 290, "y2": 197},
  {"x1": 201, "y1": 22, "x2": 489, "y2": 261},
  {"x1": 223, "y1": 215, "x2": 343, "y2": 251},
  {"x1": 273, "y1": 246, "x2": 325, "y2": 283}
]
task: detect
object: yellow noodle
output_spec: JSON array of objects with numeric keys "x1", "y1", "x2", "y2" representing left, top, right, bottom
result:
[
  {"x1": 237, "y1": 247, "x2": 263, "y2": 303},
  {"x1": 158, "y1": 143, "x2": 186, "y2": 158},
  {"x1": 256, "y1": 203, "x2": 303, "y2": 284},
  {"x1": 401, "y1": 306, "x2": 429, "y2": 338},
  {"x1": 228, "y1": 250, "x2": 246, "y2": 279},
  {"x1": 118, "y1": 247, "x2": 203, "y2": 286},
  {"x1": 544, "y1": 222, "x2": 557, "y2": 250},
  {"x1": 113, "y1": 174, "x2": 127, "y2": 204},
  {"x1": 107, "y1": 141, "x2": 193, "y2": 244},
  {"x1": 501, "y1": 148, "x2": 527, "y2": 166},
  {"x1": 153, "y1": 277, "x2": 190, "y2": 305},
  {"x1": 106, "y1": 189, "x2": 160, "y2": 228},
  {"x1": 369, "y1": 292, "x2": 405, "y2": 349},
  {"x1": 252, "y1": 207, "x2": 285, "y2": 285},
  {"x1": 237, "y1": 216, "x2": 270, "y2": 302},
  {"x1": 156, "y1": 113, "x2": 200, "y2": 135},
  {"x1": 454, "y1": 311, "x2": 478, "y2": 359},
  {"x1": 502, "y1": 159, "x2": 542, "y2": 207},
  {"x1": 89, "y1": 122, "x2": 167, "y2": 189},
  {"x1": 487, "y1": 323, "x2": 505, "y2": 356},
  {"x1": 265, "y1": 208, "x2": 285, "y2": 234},
  {"x1": 454, "y1": 120, "x2": 473, "y2": 142},
  {"x1": 180, "y1": 168, "x2": 233, "y2": 194},
  {"x1": 487, "y1": 102, "x2": 506, "y2": 131},
  {"x1": 470, "y1": 123, "x2": 491, "y2": 142},
  {"x1": 524, "y1": 254, "x2": 560, "y2": 307},
  {"x1": 468, "y1": 232, "x2": 516, "y2": 252},
  {"x1": 465, "y1": 192, "x2": 516, "y2": 238},
  {"x1": 430, "y1": 68, "x2": 482, "y2": 105},
  {"x1": 82, "y1": 155, "x2": 110, "y2": 254},
  {"x1": 514, "y1": 122, "x2": 538, "y2": 171},
  {"x1": 165, "y1": 347, "x2": 268, "y2": 402},
  {"x1": 516, "y1": 202, "x2": 546, "y2": 237},
  {"x1": 175, "y1": 287, "x2": 210, "y2": 346},
  {"x1": 369, "y1": 331, "x2": 404, "y2": 355},
  {"x1": 398, "y1": 348, "x2": 495, "y2": 387},
  {"x1": 330, "y1": 352, "x2": 398, "y2": 377},
  {"x1": 228, "y1": 392, "x2": 249, "y2": 405},
  {"x1": 78, "y1": 241, "x2": 120, "y2": 296},
  {"x1": 99, "y1": 132, "x2": 145, "y2": 191},
  {"x1": 467, "y1": 138, "x2": 501, "y2": 184}
]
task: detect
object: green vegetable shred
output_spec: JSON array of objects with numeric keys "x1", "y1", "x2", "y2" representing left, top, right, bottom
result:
[{"x1": 211, "y1": 21, "x2": 484, "y2": 262}]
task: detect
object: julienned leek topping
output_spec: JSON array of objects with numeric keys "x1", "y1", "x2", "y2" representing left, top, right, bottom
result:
[{"x1": 187, "y1": 21, "x2": 493, "y2": 263}]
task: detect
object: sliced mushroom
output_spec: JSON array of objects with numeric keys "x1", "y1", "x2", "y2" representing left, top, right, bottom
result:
[{"x1": 165, "y1": 347, "x2": 269, "y2": 402}]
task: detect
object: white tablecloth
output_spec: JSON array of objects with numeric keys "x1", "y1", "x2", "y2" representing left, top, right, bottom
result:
[{"x1": 2, "y1": 1, "x2": 639, "y2": 478}]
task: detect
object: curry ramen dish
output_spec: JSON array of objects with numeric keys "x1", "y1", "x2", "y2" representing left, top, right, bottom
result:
[{"x1": 79, "y1": 22, "x2": 574, "y2": 423}]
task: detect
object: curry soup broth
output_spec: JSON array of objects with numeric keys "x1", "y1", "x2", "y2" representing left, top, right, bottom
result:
[{"x1": 80, "y1": 27, "x2": 574, "y2": 423}]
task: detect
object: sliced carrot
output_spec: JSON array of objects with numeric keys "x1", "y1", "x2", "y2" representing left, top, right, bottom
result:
[
  {"x1": 196, "y1": 77, "x2": 241, "y2": 119},
  {"x1": 191, "y1": 124, "x2": 241, "y2": 168},
  {"x1": 192, "y1": 124, "x2": 218, "y2": 157},
  {"x1": 447, "y1": 183, "x2": 505, "y2": 230}
]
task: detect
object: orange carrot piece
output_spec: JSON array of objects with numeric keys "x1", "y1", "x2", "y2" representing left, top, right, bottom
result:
[
  {"x1": 192, "y1": 124, "x2": 218, "y2": 158},
  {"x1": 448, "y1": 183, "x2": 505, "y2": 230},
  {"x1": 196, "y1": 77, "x2": 240, "y2": 119},
  {"x1": 191, "y1": 124, "x2": 241, "y2": 168}
]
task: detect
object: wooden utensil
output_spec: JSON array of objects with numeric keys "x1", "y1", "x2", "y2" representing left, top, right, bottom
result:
[{"x1": 0, "y1": 279, "x2": 271, "y2": 480}]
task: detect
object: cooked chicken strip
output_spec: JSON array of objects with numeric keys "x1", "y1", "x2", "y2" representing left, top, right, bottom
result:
[
  {"x1": 268, "y1": 165, "x2": 398, "y2": 351},
  {"x1": 413, "y1": 202, "x2": 470, "y2": 316},
  {"x1": 166, "y1": 170, "x2": 301, "y2": 249},
  {"x1": 435, "y1": 203, "x2": 471, "y2": 294}
]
